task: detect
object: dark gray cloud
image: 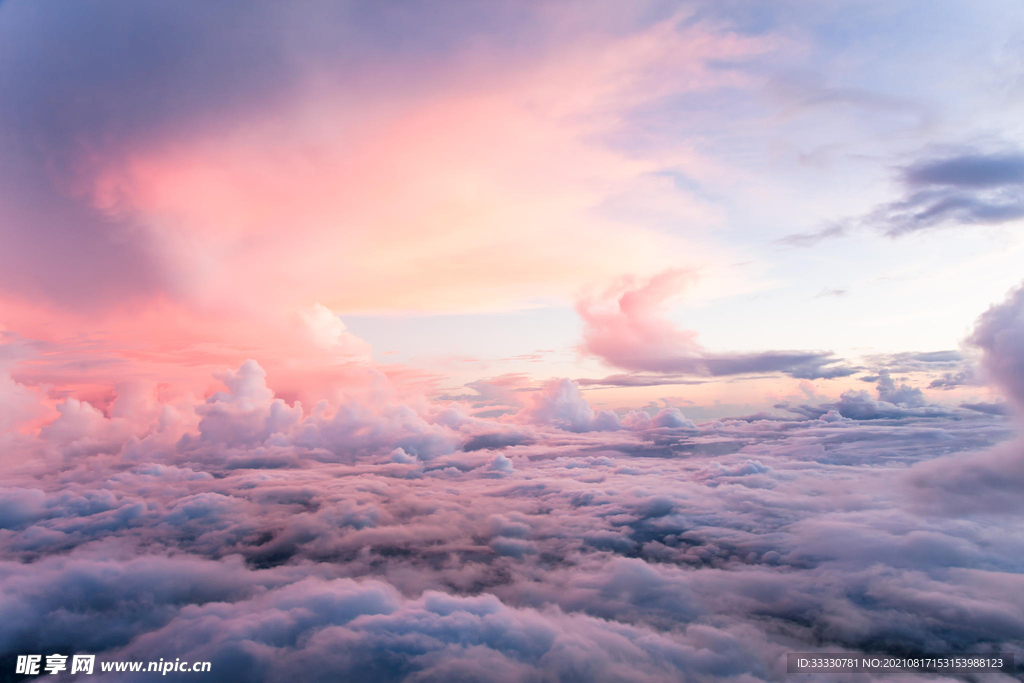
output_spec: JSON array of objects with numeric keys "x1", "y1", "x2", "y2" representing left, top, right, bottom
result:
[
  {"x1": 899, "y1": 350, "x2": 964, "y2": 364},
  {"x1": 960, "y1": 401, "x2": 1011, "y2": 415},
  {"x1": 928, "y1": 370, "x2": 974, "y2": 389},
  {"x1": 875, "y1": 151, "x2": 1024, "y2": 236},
  {"x1": 701, "y1": 351, "x2": 857, "y2": 379},
  {"x1": 589, "y1": 351, "x2": 856, "y2": 382},
  {"x1": 777, "y1": 149, "x2": 1024, "y2": 245},
  {"x1": 576, "y1": 374, "x2": 709, "y2": 388},
  {"x1": 577, "y1": 354, "x2": 856, "y2": 384},
  {"x1": 905, "y1": 153, "x2": 1024, "y2": 188}
]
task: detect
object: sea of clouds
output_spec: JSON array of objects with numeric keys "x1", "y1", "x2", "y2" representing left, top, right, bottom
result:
[
  {"x1": 2, "y1": 286, "x2": 1024, "y2": 682},
  {"x1": 0, "y1": 0, "x2": 1021, "y2": 679}
]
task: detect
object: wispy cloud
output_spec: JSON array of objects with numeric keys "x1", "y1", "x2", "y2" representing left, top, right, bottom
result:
[{"x1": 873, "y1": 150, "x2": 1024, "y2": 236}]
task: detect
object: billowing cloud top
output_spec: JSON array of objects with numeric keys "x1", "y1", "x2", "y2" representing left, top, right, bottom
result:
[{"x1": 1, "y1": 276, "x2": 1023, "y2": 680}]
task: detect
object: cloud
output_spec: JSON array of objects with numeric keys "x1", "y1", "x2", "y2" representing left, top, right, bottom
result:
[
  {"x1": 514, "y1": 378, "x2": 701, "y2": 434},
  {"x1": 907, "y1": 438, "x2": 1024, "y2": 515},
  {"x1": 0, "y1": 0, "x2": 769, "y2": 336},
  {"x1": 871, "y1": 370, "x2": 925, "y2": 406},
  {"x1": 517, "y1": 379, "x2": 621, "y2": 433},
  {"x1": 960, "y1": 401, "x2": 1011, "y2": 416},
  {"x1": 780, "y1": 371, "x2": 957, "y2": 421},
  {"x1": 0, "y1": 554, "x2": 796, "y2": 682},
  {"x1": 778, "y1": 149, "x2": 1024, "y2": 245},
  {"x1": 774, "y1": 223, "x2": 847, "y2": 248},
  {"x1": 577, "y1": 270, "x2": 855, "y2": 380},
  {"x1": 575, "y1": 373, "x2": 709, "y2": 388},
  {"x1": 0, "y1": 368, "x2": 46, "y2": 435},
  {"x1": 904, "y1": 153, "x2": 1024, "y2": 188},
  {"x1": 445, "y1": 374, "x2": 536, "y2": 416},
  {"x1": 781, "y1": 390, "x2": 949, "y2": 420},
  {"x1": 928, "y1": 370, "x2": 974, "y2": 389},
  {"x1": 0, "y1": 345, "x2": 1021, "y2": 680},
  {"x1": 967, "y1": 283, "x2": 1024, "y2": 409},
  {"x1": 0, "y1": 1, "x2": 787, "y2": 411},
  {"x1": 620, "y1": 407, "x2": 696, "y2": 430},
  {"x1": 873, "y1": 150, "x2": 1024, "y2": 236},
  {"x1": 902, "y1": 280, "x2": 1024, "y2": 514},
  {"x1": 902, "y1": 350, "x2": 964, "y2": 363},
  {"x1": 856, "y1": 351, "x2": 975, "y2": 390},
  {"x1": 296, "y1": 305, "x2": 374, "y2": 359}
]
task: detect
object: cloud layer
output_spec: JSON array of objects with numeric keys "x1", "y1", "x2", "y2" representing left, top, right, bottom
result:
[{"x1": 2, "y1": 282, "x2": 1023, "y2": 680}]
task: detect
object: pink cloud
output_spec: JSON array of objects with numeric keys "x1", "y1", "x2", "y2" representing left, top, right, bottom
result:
[
  {"x1": 577, "y1": 269, "x2": 703, "y2": 372},
  {"x1": 0, "y1": 10, "x2": 774, "y2": 406},
  {"x1": 577, "y1": 270, "x2": 853, "y2": 380}
]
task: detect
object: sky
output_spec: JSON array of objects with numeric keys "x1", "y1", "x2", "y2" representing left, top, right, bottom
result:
[
  {"x1": 2, "y1": 1, "x2": 1024, "y2": 681},
  {"x1": 1, "y1": 0, "x2": 1023, "y2": 416}
]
